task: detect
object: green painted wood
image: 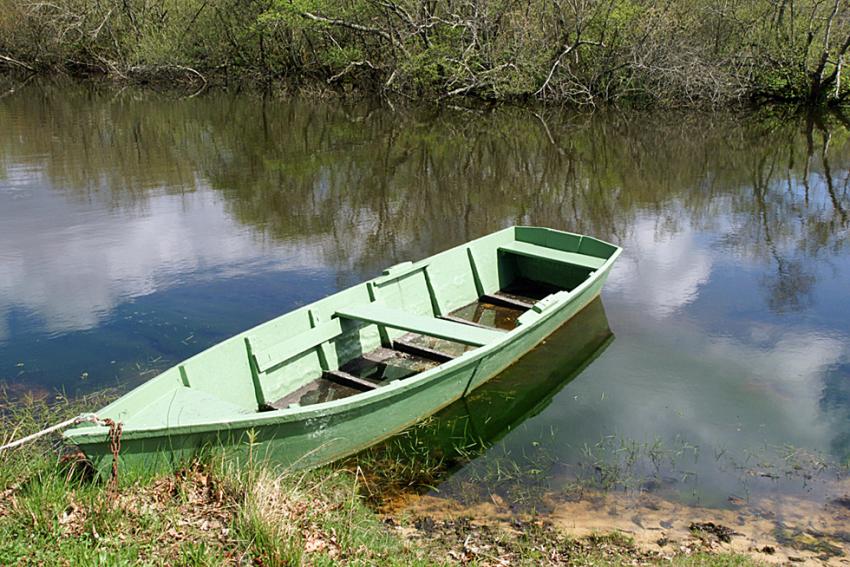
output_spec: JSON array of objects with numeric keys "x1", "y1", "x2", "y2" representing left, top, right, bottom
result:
[
  {"x1": 308, "y1": 309, "x2": 334, "y2": 372},
  {"x1": 468, "y1": 231, "x2": 516, "y2": 294},
  {"x1": 244, "y1": 338, "x2": 267, "y2": 407},
  {"x1": 515, "y1": 226, "x2": 582, "y2": 252},
  {"x1": 466, "y1": 248, "x2": 485, "y2": 296},
  {"x1": 422, "y1": 266, "x2": 442, "y2": 316},
  {"x1": 335, "y1": 304, "x2": 503, "y2": 346},
  {"x1": 128, "y1": 387, "x2": 254, "y2": 429},
  {"x1": 372, "y1": 261, "x2": 422, "y2": 286},
  {"x1": 253, "y1": 319, "x2": 343, "y2": 373},
  {"x1": 64, "y1": 225, "x2": 622, "y2": 477},
  {"x1": 425, "y1": 246, "x2": 479, "y2": 314},
  {"x1": 578, "y1": 236, "x2": 619, "y2": 258},
  {"x1": 365, "y1": 281, "x2": 391, "y2": 346},
  {"x1": 498, "y1": 241, "x2": 607, "y2": 270},
  {"x1": 178, "y1": 365, "x2": 190, "y2": 387}
]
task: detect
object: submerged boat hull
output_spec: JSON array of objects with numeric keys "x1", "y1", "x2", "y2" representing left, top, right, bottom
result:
[{"x1": 66, "y1": 226, "x2": 621, "y2": 475}]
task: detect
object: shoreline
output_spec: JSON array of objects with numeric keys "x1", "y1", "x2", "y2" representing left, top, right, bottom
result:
[
  {"x1": 2, "y1": 68, "x2": 848, "y2": 114},
  {"x1": 1, "y1": 393, "x2": 846, "y2": 564}
]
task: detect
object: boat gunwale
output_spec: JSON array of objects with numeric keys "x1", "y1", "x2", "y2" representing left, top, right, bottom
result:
[{"x1": 65, "y1": 229, "x2": 621, "y2": 443}]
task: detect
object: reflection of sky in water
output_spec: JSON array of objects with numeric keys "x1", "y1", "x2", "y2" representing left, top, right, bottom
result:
[
  {"x1": 0, "y1": 185, "x2": 327, "y2": 336},
  {"x1": 446, "y1": 200, "x2": 850, "y2": 504},
  {"x1": 0, "y1": 179, "x2": 341, "y2": 394},
  {"x1": 0, "y1": 84, "x2": 849, "y2": 505},
  {"x1": 606, "y1": 213, "x2": 714, "y2": 317}
]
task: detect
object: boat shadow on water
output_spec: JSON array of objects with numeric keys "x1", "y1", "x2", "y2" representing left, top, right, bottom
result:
[{"x1": 349, "y1": 298, "x2": 614, "y2": 507}]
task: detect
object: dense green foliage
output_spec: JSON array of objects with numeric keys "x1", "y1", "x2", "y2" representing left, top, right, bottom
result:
[{"x1": 1, "y1": 0, "x2": 849, "y2": 106}]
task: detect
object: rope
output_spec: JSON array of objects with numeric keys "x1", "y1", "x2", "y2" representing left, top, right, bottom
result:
[
  {"x1": 0, "y1": 412, "x2": 124, "y2": 488},
  {"x1": 103, "y1": 418, "x2": 123, "y2": 489},
  {"x1": 0, "y1": 413, "x2": 102, "y2": 451}
]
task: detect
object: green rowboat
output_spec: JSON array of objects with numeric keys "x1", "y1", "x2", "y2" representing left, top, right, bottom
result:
[{"x1": 65, "y1": 226, "x2": 621, "y2": 474}]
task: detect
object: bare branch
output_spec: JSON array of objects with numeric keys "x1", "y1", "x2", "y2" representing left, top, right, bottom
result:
[
  {"x1": 535, "y1": 40, "x2": 604, "y2": 98},
  {"x1": 0, "y1": 53, "x2": 35, "y2": 72},
  {"x1": 298, "y1": 10, "x2": 408, "y2": 56},
  {"x1": 327, "y1": 60, "x2": 376, "y2": 83},
  {"x1": 808, "y1": 0, "x2": 840, "y2": 99}
]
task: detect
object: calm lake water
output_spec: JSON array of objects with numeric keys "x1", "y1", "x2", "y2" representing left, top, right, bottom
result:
[{"x1": 1, "y1": 80, "x2": 849, "y2": 519}]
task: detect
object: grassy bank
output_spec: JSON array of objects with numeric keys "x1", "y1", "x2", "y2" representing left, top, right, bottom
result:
[
  {"x1": 0, "y1": 393, "x2": 763, "y2": 565},
  {"x1": 1, "y1": 0, "x2": 849, "y2": 107}
]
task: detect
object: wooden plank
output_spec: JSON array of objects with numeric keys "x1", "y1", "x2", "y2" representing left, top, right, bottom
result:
[
  {"x1": 253, "y1": 319, "x2": 344, "y2": 373},
  {"x1": 365, "y1": 282, "x2": 390, "y2": 346},
  {"x1": 499, "y1": 241, "x2": 607, "y2": 270},
  {"x1": 466, "y1": 248, "x2": 485, "y2": 296},
  {"x1": 244, "y1": 338, "x2": 267, "y2": 407},
  {"x1": 481, "y1": 293, "x2": 535, "y2": 310},
  {"x1": 336, "y1": 304, "x2": 503, "y2": 346},
  {"x1": 360, "y1": 347, "x2": 398, "y2": 364},
  {"x1": 309, "y1": 309, "x2": 334, "y2": 372},
  {"x1": 392, "y1": 339, "x2": 456, "y2": 363},
  {"x1": 439, "y1": 314, "x2": 506, "y2": 332},
  {"x1": 324, "y1": 370, "x2": 378, "y2": 391},
  {"x1": 422, "y1": 265, "x2": 442, "y2": 316},
  {"x1": 178, "y1": 365, "x2": 190, "y2": 387}
]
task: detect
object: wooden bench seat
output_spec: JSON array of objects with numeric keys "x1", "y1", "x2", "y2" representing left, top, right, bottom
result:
[
  {"x1": 251, "y1": 319, "x2": 343, "y2": 373},
  {"x1": 336, "y1": 304, "x2": 503, "y2": 347},
  {"x1": 499, "y1": 241, "x2": 607, "y2": 270}
]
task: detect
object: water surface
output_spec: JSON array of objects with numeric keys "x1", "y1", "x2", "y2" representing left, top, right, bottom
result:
[{"x1": 1, "y1": 81, "x2": 849, "y2": 524}]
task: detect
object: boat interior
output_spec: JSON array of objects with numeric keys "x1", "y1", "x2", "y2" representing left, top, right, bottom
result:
[
  {"x1": 264, "y1": 276, "x2": 563, "y2": 410},
  {"x1": 94, "y1": 227, "x2": 618, "y2": 428}
]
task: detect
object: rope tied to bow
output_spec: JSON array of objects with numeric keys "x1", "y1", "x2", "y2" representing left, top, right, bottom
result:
[{"x1": 0, "y1": 413, "x2": 123, "y2": 488}]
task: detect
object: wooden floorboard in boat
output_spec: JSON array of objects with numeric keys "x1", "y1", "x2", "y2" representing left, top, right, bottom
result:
[
  {"x1": 268, "y1": 378, "x2": 363, "y2": 409},
  {"x1": 393, "y1": 338, "x2": 457, "y2": 363},
  {"x1": 481, "y1": 292, "x2": 535, "y2": 310},
  {"x1": 340, "y1": 347, "x2": 438, "y2": 382},
  {"x1": 325, "y1": 370, "x2": 379, "y2": 390},
  {"x1": 439, "y1": 314, "x2": 507, "y2": 331}
]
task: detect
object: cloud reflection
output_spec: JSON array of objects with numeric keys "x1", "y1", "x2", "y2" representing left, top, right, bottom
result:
[
  {"x1": 606, "y1": 214, "x2": 713, "y2": 318},
  {"x1": 0, "y1": 184, "x2": 324, "y2": 336},
  {"x1": 592, "y1": 205, "x2": 848, "y2": 468}
]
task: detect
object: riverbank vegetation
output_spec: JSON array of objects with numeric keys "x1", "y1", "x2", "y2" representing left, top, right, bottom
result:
[
  {"x1": 1, "y1": 0, "x2": 849, "y2": 107},
  {"x1": 0, "y1": 392, "x2": 765, "y2": 565}
]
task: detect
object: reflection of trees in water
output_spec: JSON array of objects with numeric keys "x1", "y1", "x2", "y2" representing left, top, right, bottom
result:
[
  {"x1": 2, "y1": 81, "x2": 850, "y2": 301},
  {"x1": 0, "y1": 82, "x2": 201, "y2": 209},
  {"x1": 735, "y1": 112, "x2": 849, "y2": 312},
  {"x1": 200, "y1": 103, "x2": 850, "y2": 306}
]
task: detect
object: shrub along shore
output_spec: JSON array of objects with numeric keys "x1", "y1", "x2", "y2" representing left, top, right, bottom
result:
[{"x1": 1, "y1": 0, "x2": 849, "y2": 107}]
